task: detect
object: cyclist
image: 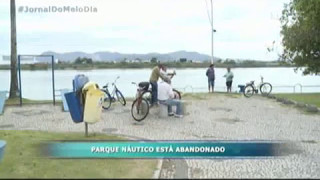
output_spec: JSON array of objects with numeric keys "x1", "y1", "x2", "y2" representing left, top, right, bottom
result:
[{"x1": 149, "y1": 64, "x2": 167, "y2": 107}]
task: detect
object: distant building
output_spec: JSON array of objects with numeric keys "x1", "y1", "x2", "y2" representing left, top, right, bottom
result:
[
  {"x1": 141, "y1": 59, "x2": 150, "y2": 63},
  {"x1": 0, "y1": 55, "x2": 10, "y2": 65}
]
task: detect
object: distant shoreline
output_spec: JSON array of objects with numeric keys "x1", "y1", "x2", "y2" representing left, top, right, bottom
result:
[{"x1": 0, "y1": 63, "x2": 295, "y2": 71}]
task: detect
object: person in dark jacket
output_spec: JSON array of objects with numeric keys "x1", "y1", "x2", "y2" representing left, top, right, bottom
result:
[
  {"x1": 206, "y1": 64, "x2": 215, "y2": 93},
  {"x1": 149, "y1": 64, "x2": 166, "y2": 106}
]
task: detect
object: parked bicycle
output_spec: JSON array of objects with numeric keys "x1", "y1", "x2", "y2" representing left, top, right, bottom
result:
[
  {"x1": 131, "y1": 82, "x2": 151, "y2": 121},
  {"x1": 243, "y1": 76, "x2": 272, "y2": 98},
  {"x1": 131, "y1": 70, "x2": 181, "y2": 121},
  {"x1": 101, "y1": 76, "x2": 126, "y2": 110}
]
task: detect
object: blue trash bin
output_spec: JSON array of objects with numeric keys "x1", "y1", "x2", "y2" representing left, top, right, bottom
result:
[
  {"x1": 64, "y1": 92, "x2": 83, "y2": 123},
  {"x1": 0, "y1": 140, "x2": 6, "y2": 162},
  {"x1": 238, "y1": 85, "x2": 245, "y2": 93},
  {"x1": 61, "y1": 89, "x2": 72, "y2": 112}
]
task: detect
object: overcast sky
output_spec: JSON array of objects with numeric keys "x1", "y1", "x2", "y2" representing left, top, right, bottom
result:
[{"x1": 0, "y1": 0, "x2": 290, "y2": 60}]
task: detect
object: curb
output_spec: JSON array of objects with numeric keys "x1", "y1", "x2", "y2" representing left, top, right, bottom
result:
[
  {"x1": 101, "y1": 132, "x2": 163, "y2": 179},
  {"x1": 152, "y1": 159, "x2": 163, "y2": 179},
  {"x1": 264, "y1": 94, "x2": 320, "y2": 113}
]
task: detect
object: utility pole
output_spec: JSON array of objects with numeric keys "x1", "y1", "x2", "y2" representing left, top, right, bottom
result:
[
  {"x1": 210, "y1": 0, "x2": 214, "y2": 64},
  {"x1": 205, "y1": 0, "x2": 216, "y2": 64},
  {"x1": 10, "y1": 0, "x2": 19, "y2": 98}
]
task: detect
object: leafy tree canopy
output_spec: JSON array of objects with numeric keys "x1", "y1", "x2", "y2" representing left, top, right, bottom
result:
[{"x1": 280, "y1": 0, "x2": 320, "y2": 75}]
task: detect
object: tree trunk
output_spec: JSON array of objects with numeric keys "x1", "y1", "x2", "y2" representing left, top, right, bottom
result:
[{"x1": 9, "y1": 0, "x2": 19, "y2": 99}]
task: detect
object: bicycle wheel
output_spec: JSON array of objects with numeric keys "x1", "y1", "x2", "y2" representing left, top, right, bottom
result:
[
  {"x1": 244, "y1": 85, "x2": 255, "y2": 98},
  {"x1": 260, "y1": 83, "x2": 272, "y2": 95},
  {"x1": 141, "y1": 90, "x2": 152, "y2": 104},
  {"x1": 173, "y1": 89, "x2": 181, "y2": 99},
  {"x1": 115, "y1": 90, "x2": 126, "y2": 106},
  {"x1": 102, "y1": 91, "x2": 112, "y2": 110},
  {"x1": 131, "y1": 98, "x2": 149, "y2": 121}
]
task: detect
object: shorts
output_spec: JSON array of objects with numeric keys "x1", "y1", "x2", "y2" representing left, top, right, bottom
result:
[
  {"x1": 226, "y1": 81, "x2": 233, "y2": 88},
  {"x1": 208, "y1": 79, "x2": 215, "y2": 87}
]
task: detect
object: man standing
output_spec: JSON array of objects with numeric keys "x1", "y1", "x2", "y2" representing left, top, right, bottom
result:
[
  {"x1": 149, "y1": 64, "x2": 166, "y2": 106},
  {"x1": 158, "y1": 80, "x2": 183, "y2": 118},
  {"x1": 206, "y1": 64, "x2": 215, "y2": 93},
  {"x1": 223, "y1": 67, "x2": 234, "y2": 93}
]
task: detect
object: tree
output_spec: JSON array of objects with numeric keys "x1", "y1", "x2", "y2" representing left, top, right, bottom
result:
[
  {"x1": 179, "y1": 58, "x2": 187, "y2": 63},
  {"x1": 74, "y1": 57, "x2": 82, "y2": 64},
  {"x1": 150, "y1": 57, "x2": 157, "y2": 63},
  {"x1": 280, "y1": 0, "x2": 320, "y2": 75},
  {"x1": 86, "y1": 58, "x2": 93, "y2": 64},
  {"x1": 223, "y1": 59, "x2": 236, "y2": 65},
  {"x1": 9, "y1": 0, "x2": 19, "y2": 98}
]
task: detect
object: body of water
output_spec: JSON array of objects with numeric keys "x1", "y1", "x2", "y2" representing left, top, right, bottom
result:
[{"x1": 0, "y1": 67, "x2": 320, "y2": 100}]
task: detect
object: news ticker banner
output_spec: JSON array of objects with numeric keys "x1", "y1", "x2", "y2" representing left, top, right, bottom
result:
[{"x1": 43, "y1": 141, "x2": 289, "y2": 159}]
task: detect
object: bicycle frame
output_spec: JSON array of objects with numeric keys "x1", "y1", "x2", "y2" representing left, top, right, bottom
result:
[
  {"x1": 247, "y1": 76, "x2": 264, "y2": 93},
  {"x1": 131, "y1": 82, "x2": 145, "y2": 99},
  {"x1": 103, "y1": 76, "x2": 120, "y2": 99}
]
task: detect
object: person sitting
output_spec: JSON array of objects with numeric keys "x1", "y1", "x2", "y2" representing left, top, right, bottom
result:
[{"x1": 157, "y1": 80, "x2": 183, "y2": 118}]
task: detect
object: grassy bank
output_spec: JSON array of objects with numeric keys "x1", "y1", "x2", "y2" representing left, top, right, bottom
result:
[
  {"x1": 5, "y1": 98, "x2": 62, "y2": 106},
  {"x1": 274, "y1": 93, "x2": 320, "y2": 107},
  {"x1": 182, "y1": 92, "x2": 241, "y2": 100},
  {"x1": 0, "y1": 130, "x2": 157, "y2": 178}
]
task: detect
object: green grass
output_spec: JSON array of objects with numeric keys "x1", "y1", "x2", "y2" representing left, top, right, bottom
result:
[
  {"x1": 275, "y1": 93, "x2": 320, "y2": 107},
  {"x1": 182, "y1": 92, "x2": 240, "y2": 100},
  {"x1": 5, "y1": 98, "x2": 62, "y2": 106},
  {"x1": 0, "y1": 130, "x2": 157, "y2": 179}
]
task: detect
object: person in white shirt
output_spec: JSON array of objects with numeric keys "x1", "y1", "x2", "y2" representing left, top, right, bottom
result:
[{"x1": 157, "y1": 81, "x2": 183, "y2": 118}]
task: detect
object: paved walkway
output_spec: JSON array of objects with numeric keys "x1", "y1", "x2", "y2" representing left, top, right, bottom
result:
[{"x1": 0, "y1": 94, "x2": 320, "y2": 178}]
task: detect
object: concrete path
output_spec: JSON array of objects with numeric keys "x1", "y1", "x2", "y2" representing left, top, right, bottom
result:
[{"x1": 0, "y1": 94, "x2": 320, "y2": 178}]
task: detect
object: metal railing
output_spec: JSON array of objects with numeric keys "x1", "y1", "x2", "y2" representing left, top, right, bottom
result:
[
  {"x1": 54, "y1": 89, "x2": 72, "y2": 100},
  {"x1": 272, "y1": 84, "x2": 320, "y2": 93},
  {"x1": 175, "y1": 84, "x2": 320, "y2": 93}
]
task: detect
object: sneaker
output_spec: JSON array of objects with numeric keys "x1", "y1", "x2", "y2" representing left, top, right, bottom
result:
[
  {"x1": 174, "y1": 114, "x2": 183, "y2": 118},
  {"x1": 168, "y1": 112, "x2": 174, "y2": 116}
]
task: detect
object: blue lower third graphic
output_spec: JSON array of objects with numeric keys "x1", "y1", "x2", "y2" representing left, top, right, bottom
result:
[{"x1": 44, "y1": 141, "x2": 284, "y2": 159}]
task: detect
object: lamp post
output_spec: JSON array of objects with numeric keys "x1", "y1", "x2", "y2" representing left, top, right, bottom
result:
[
  {"x1": 211, "y1": 28, "x2": 216, "y2": 64},
  {"x1": 210, "y1": 0, "x2": 216, "y2": 64}
]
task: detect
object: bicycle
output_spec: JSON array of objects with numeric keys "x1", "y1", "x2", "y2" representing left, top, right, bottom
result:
[
  {"x1": 243, "y1": 76, "x2": 272, "y2": 98},
  {"x1": 101, "y1": 76, "x2": 126, "y2": 110},
  {"x1": 131, "y1": 70, "x2": 181, "y2": 121},
  {"x1": 139, "y1": 70, "x2": 181, "y2": 104},
  {"x1": 140, "y1": 85, "x2": 181, "y2": 105},
  {"x1": 131, "y1": 82, "x2": 150, "y2": 121}
]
